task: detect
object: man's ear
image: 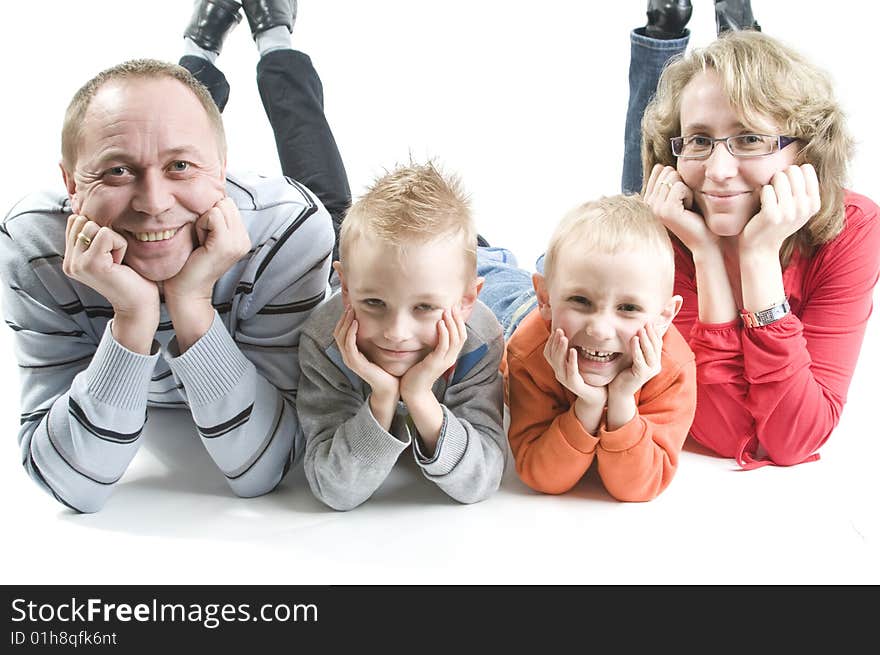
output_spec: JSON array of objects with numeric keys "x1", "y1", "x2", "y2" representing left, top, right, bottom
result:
[
  {"x1": 458, "y1": 276, "x2": 484, "y2": 322},
  {"x1": 333, "y1": 261, "x2": 349, "y2": 305},
  {"x1": 655, "y1": 294, "x2": 683, "y2": 337},
  {"x1": 59, "y1": 162, "x2": 81, "y2": 214},
  {"x1": 532, "y1": 272, "x2": 552, "y2": 322}
]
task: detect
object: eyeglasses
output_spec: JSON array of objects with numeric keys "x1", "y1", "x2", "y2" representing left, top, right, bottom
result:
[{"x1": 670, "y1": 134, "x2": 797, "y2": 159}]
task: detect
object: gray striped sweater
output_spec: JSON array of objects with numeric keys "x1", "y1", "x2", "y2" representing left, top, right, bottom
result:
[{"x1": 0, "y1": 171, "x2": 334, "y2": 513}]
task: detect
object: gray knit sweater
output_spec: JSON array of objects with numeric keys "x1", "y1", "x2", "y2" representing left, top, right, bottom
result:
[
  {"x1": 0, "y1": 171, "x2": 334, "y2": 512},
  {"x1": 297, "y1": 292, "x2": 507, "y2": 510}
]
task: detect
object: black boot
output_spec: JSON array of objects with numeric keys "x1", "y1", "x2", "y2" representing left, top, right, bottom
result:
[
  {"x1": 183, "y1": 0, "x2": 243, "y2": 54},
  {"x1": 179, "y1": 56, "x2": 231, "y2": 112},
  {"x1": 644, "y1": 0, "x2": 693, "y2": 39},
  {"x1": 241, "y1": 0, "x2": 297, "y2": 38},
  {"x1": 715, "y1": 0, "x2": 761, "y2": 34}
]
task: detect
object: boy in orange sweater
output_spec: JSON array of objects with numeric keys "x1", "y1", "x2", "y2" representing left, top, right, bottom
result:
[{"x1": 484, "y1": 194, "x2": 696, "y2": 501}]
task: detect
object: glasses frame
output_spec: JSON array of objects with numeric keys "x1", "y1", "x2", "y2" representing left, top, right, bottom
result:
[{"x1": 670, "y1": 134, "x2": 798, "y2": 160}]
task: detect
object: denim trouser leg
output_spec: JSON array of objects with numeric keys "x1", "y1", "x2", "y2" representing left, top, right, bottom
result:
[
  {"x1": 477, "y1": 247, "x2": 538, "y2": 340},
  {"x1": 621, "y1": 29, "x2": 689, "y2": 195}
]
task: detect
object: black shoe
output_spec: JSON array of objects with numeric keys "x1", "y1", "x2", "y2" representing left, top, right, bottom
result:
[
  {"x1": 476, "y1": 234, "x2": 491, "y2": 248},
  {"x1": 644, "y1": 0, "x2": 692, "y2": 40},
  {"x1": 183, "y1": 0, "x2": 243, "y2": 55},
  {"x1": 241, "y1": 0, "x2": 297, "y2": 38},
  {"x1": 715, "y1": 0, "x2": 761, "y2": 35}
]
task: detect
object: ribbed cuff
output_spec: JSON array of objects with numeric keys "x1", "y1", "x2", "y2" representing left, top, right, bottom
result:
[
  {"x1": 85, "y1": 320, "x2": 160, "y2": 409},
  {"x1": 167, "y1": 313, "x2": 251, "y2": 407},
  {"x1": 417, "y1": 407, "x2": 468, "y2": 476},
  {"x1": 348, "y1": 399, "x2": 410, "y2": 465}
]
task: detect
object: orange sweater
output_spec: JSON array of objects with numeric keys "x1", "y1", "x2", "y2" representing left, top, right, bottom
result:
[{"x1": 503, "y1": 309, "x2": 697, "y2": 502}]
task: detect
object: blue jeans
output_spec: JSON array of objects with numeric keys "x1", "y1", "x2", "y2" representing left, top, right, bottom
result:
[
  {"x1": 621, "y1": 28, "x2": 689, "y2": 194},
  {"x1": 477, "y1": 247, "x2": 538, "y2": 340}
]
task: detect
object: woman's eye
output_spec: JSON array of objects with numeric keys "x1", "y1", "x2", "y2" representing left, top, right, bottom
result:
[{"x1": 363, "y1": 299, "x2": 384, "y2": 307}]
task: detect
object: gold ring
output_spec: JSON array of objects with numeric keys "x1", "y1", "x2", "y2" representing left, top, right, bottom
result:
[{"x1": 77, "y1": 232, "x2": 92, "y2": 248}]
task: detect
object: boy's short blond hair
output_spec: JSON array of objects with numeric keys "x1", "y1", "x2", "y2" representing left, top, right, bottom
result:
[
  {"x1": 339, "y1": 160, "x2": 477, "y2": 277},
  {"x1": 543, "y1": 194, "x2": 675, "y2": 296}
]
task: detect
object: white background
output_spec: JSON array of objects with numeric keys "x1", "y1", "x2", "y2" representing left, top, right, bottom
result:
[{"x1": 0, "y1": 1, "x2": 877, "y2": 584}]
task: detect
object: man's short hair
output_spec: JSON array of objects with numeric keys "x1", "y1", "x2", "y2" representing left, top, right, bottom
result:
[
  {"x1": 61, "y1": 58, "x2": 226, "y2": 171},
  {"x1": 339, "y1": 159, "x2": 477, "y2": 276},
  {"x1": 543, "y1": 194, "x2": 675, "y2": 296}
]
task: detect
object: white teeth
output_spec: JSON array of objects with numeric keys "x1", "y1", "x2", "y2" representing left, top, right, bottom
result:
[
  {"x1": 576, "y1": 347, "x2": 617, "y2": 362},
  {"x1": 133, "y1": 228, "x2": 178, "y2": 242}
]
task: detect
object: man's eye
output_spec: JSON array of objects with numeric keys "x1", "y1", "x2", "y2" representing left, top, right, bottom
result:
[
  {"x1": 169, "y1": 161, "x2": 189, "y2": 172},
  {"x1": 105, "y1": 166, "x2": 129, "y2": 177}
]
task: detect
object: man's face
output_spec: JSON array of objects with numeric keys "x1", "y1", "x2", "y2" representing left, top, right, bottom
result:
[
  {"x1": 537, "y1": 244, "x2": 678, "y2": 388},
  {"x1": 338, "y1": 234, "x2": 479, "y2": 378},
  {"x1": 63, "y1": 77, "x2": 226, "y2": 282}
]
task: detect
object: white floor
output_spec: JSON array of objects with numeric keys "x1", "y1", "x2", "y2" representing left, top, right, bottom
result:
[{"x1": 0, "y1": 2, "x2": 878, "y2": 585}]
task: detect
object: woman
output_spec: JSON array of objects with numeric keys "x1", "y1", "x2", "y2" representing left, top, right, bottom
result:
[{"x1": 639, "y1": 30, "x2": 880, "y2": 468}]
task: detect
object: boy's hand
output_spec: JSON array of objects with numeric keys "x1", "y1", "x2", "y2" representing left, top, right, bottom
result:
[
  {"x1": 399, "y1": 306, "x2": 467, "y2": 403},
  {"x1": 740, "y1": 164, "x2": 821, "y2": 256},
  {"x1": 334, "y1": 306, "x2": 400, "y2": 398},
  {"x1": 644, "y1": 164, "x2": 718, "y2": 254},
  {"x1": 608, "y1": 323, "x2": 663, "y2": 400},
  {"x1": 544, "y1": 328, "x2": 607, "y2": 406}
]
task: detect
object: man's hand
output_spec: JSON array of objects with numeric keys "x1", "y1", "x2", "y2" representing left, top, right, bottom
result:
[
  {"x1": 163, "y1": 198, "x2": 251, "y2": 352},
  {"x1": 334, "y1": 306, "x2": 400, "y2": 431},
  {"x1": 164, "y1": 197, "x2": 251, "y2": 302},
  {"x1": 740, "y1": 164, "x2": 821, "y2": 256},
  {"x1": 607, "y1": 323, "x2": 663, "y2": 430},
  {"x1": 644, "y1": 164, "x2": 719, "y2": 254},
  {"x1": 63, "y1": 214, "x2": 159, "y2": 353}
]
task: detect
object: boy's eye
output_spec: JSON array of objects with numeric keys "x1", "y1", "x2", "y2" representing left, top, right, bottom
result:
[
  {"x1": 568, "y1": 296, "x2": 590, "y2": 306},
  {"x1": 415, "y1": 304, "x2": 437, "y2": 312},
  {"x1": 618, "y1": 304, "x2": 642, "y2": 313}
]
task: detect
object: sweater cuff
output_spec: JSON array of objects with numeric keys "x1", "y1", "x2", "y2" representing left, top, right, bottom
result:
[
  {"x1": 740, "y1": 312, "x2": 810, "y2": 383},
  {"x1": 415, "y1": 406, "x2": 468, "y2": 476},
  {"x1": 85, "y1": 320, "x2": 160, "y2": 409},
  {"x1": 348, "y1": 398, "x2": 411, "y2": 466},
  {"x1": 598, "y1": 414, "x2": 646, "y2": 452},
  {"x1": 558, "y1": 405, "x2": 600, "y2": 454},
  {"x1": 166, "y1": 312, "x2": 251, "y2": 407}
]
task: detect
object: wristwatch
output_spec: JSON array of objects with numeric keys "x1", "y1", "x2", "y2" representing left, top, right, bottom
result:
[{"x1": 740, "y1": 298, "x2": 790, "y2": 328}]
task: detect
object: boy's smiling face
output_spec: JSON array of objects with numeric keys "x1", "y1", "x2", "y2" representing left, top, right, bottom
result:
[
  {"x1": 335, "y1": 233, "x2": 481, "y2": 377},
  {"x1": 535, "y1": 243, "x2": 681, "y2": 388}
]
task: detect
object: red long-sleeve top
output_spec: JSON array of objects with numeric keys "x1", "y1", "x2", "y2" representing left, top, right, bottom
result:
[{"x1": 675, "y1": 190, "x2": 880, "y2": 469}]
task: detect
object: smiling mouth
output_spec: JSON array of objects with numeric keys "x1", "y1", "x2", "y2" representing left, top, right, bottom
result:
[
  {"x1": 127, "y1": 227, "x2": 182, "y2": 242},
  {"x1": 702, "y1": 191, "x2": 748, "y2": 199},
  {"x1": 574, "y1": 346, "x2": 620, "y2": 363}
]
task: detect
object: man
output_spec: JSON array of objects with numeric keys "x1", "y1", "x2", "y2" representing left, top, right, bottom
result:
[{"x1": 0, "y1": 0, "x2": 337, "y2": 513}]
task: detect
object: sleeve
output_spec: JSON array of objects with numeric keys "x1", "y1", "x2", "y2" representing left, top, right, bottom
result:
[
  {"x1": 505, "y1": 351, "x2": 600, "y2": 494},
  {"x1": 1, "y1": 236, "x2": 157, "y2": 513},
  {"x1": 676, "y1": 208, "x2": 880, "y2": 467},
  {"x1": 411, "y1": 333, "x2": 507, "y2": 504},
  {"x1": 594, "y1": 355, "x2": 697, "y2": 501},
  {"x1": 297, "y1": 331, "x2": 408, "y2": 511},
  {"x1": 165, "y1": 199, "x2": 334, "y2": 498},
  {"x1": 739, "y1": 210, "x2": 880, "y2": 466}
]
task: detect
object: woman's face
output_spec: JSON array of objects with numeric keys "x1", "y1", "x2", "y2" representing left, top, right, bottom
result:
[{"x1": 676, "y1": 70, "x2": 799, "y2": 237}]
